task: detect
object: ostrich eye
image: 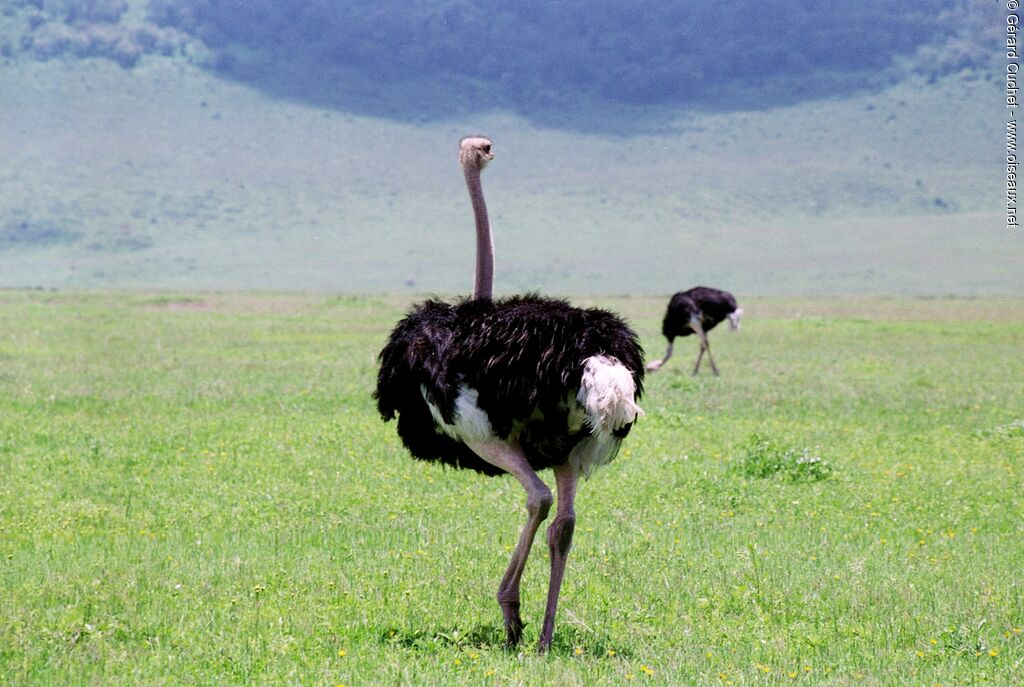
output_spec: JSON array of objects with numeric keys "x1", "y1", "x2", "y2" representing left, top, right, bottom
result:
[{"x1": 482, "y1": 145, "x2": 491, "y2": 153}]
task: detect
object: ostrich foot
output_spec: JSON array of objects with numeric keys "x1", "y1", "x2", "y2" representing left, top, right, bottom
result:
[{"x1": 500, "y1": 603, "x2": 524, "y2": 648}]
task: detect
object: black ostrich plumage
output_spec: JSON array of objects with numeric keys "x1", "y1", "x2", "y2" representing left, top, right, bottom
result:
[
  {"x1": 661, "y1": 286, "x2": 739, "y2": 341},
  {"x1": 375, "y1": 294, "x2": 645, "y2": 476}
]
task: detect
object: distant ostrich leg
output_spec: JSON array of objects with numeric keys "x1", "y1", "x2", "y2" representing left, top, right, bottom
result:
[
  {"x1": 646, "y1": 287, "x2": 742, "y2": 375},
  {"x1": 375, "y1": 137, "x2": 645, "y2": 651}
]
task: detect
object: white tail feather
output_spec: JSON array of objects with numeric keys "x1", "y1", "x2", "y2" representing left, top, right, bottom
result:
[
  {"x1": 570, "y1": 355, "x2": 643, "y2": 478},
  {"x1": 578, "y1": 355, "x2": 643, "y2": 433}
]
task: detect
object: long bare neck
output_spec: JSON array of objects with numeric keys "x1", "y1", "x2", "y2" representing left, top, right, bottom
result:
[{"x1": 464, "y1": 163, "x2": 493, "y2": 300}]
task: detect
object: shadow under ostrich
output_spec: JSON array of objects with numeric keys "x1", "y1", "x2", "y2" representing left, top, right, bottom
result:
[
  {"x1": 374, "y1": 137, "x2": 645, "y2": 652},
  {"x1": 645, "y1": 287, "x2": 742, "y2": 375}
]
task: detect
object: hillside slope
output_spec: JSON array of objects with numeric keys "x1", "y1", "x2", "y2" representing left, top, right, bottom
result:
[{"x1": 0, "y1": 47, "x2": 1015, "y2": 294}]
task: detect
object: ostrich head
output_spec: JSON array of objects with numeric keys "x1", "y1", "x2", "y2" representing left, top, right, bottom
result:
[{"x1": 459, "y1": 136, "x2": 493, "y2": 171}]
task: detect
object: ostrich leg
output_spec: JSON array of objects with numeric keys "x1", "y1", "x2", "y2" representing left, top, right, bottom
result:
[
  {"x1": 704, "y1": 338, "x2": 720, "y2": 376},
  {"x1": 687, "y1": 318, "x2": 719, "y2": 376},
  {"x1": 692, "y1": 343, "x2": 706, "y2": 375},
  {"x1": 538, "y1": 462, "x2": 579, "y2": 652},
  {"x1": 690, "y1": 317, "x2": 708, "y2": 375},
  {"x1": 465, "y1": 438, "x2": 552, "y2": 648},
  {"x1": 691, "y1": 319, "x2": 720, "y2": 376}
]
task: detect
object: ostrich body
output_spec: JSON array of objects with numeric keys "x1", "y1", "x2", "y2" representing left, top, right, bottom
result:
[
  {"x1": 645, "y1": 286, "x2": 742, "y2": 375},
  {"x1": 375, "y1": 137, "x2": 645, "y2": 651}
]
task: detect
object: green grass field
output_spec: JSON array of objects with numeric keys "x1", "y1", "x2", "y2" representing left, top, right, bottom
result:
[{"x1": 1, "y1": 290, "x2": 1022, "y2": 686}]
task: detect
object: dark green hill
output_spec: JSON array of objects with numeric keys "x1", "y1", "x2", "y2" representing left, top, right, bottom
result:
[{"x1": 1, "y1": 1, "x2": 1003, "y2": 128}]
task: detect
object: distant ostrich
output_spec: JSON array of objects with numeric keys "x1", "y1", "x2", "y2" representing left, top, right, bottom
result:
[
  {"x1": 375, "y1": 137, "x2": 645, "y2": 652},
  {"x1": 645, "y1": 287, "x2": 742, "y2": 375}
]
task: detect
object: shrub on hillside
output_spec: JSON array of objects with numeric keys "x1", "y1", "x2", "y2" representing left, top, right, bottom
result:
[
  {"x1": 0, "y1": 219, "x2": 80, "y2": 248},
  {"x1": 28, "y1": 21, "x2": 140, "y2": 65},
  {"x1": 15, "y1": 0, "x2": 190, "y2": 67},
  {"x1": 25, "y1": 0, "x2": 128, "y2": 24}
]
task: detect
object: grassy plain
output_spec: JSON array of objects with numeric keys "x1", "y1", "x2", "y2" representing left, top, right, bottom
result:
[{"x1": 1, "y1": 290, "x2": 1022, "y2": 686}]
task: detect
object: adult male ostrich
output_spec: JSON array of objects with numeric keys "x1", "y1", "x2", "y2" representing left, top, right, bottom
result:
[
  {"x1": 375, "y1": 137, "x2": 645, "y2": 652},
  {"x1": 645, "y1": 286, "x2": 742, "y2": 375}
]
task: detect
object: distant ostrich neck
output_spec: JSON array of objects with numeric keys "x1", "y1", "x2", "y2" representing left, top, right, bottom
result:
[{"x1": 464, "y1": 153, "x2": 494, "y2": 300}]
